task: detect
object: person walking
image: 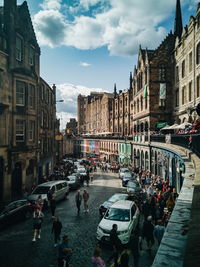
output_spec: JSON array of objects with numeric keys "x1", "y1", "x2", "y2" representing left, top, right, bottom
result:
[
  {"x1": 107, "y1": 224, "x2": 122, "y2": 267},
  {"x1": 83, "y1": 189, "x2": 89, "y2": 213},
  {"x1": 154, "y1": 219, "x2": 165, "y2": 246},
  {"x1": 142, "y1": 216, "x2": 154, "y2": 254},
  {"x1": 50, "y1": 194, "x2": 56, "y2": 217},
  {"x1": 75, "y1": 190, "x2": 82, "y2": 214},
  {"x1": 58, "y1": 235, "x2": 73, "y2": 267},
  {"x1": 86, "y1": 168, "x2": 90, "y2": 186},
  {"x1": 52, "y1": 216, "x2": 62, "y2": 247},
  {"x1": 129, "y1": 229, "x2": 140, "y2": 267},
  {"x1": 32, "y1": 208, "x2": 44, "y2": 242},
  {"x1": 91, "y1": 248, "x2": 106, "y2": 267}
]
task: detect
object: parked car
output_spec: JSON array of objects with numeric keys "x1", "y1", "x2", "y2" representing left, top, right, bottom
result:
[
  {"x1": 28, "y1": 180, "x2": 69, "y2": 207},
  {"x1": 0, "y1": 199, "x2": 33, "y2": 230},
  {"x1": 119, "y1": 168, "x2": 131, "y2": 179},
  {"x1": 66, "y1": 175, "x2": 80, "y2": 190},
  {"x1": 99, "y1": 193, "x2": 129, "y2": 216},
  {"x1": 126, "y1": 181, "x2": 142, "y2": 195},
  {"x1": 96, "y1": 200, "x2": 140, "y2": 244},
  {"x1": 122, "y1": 172, "x2": 135, "y2": 187}
]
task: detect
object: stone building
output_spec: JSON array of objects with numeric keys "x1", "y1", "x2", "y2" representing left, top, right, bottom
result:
[
  {"x1": 111, "y1": 73, "x2": 133, "y2": 136},
  {"x1": 173, "y1": 2, "x2": 200, "y2": 124},
  {"x1": 0, "y1": 0, "x2": 56, "y2": 200},
  {"x1": 77, "y1": 92, "x2": 113, "y2": 134},
  {"x1": 37, "y1": 80, "x2": 56, "y2": 183},
  {"x1": 66, "y1": 118, "x2": 78, "y2": 135}
]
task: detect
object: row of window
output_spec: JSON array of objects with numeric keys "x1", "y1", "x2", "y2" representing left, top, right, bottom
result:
[
  {"x1": 16, "y1": 35, "x2": 35, "y2": 65},
  {"x1": 176, "y1": 43, "x2": 200, "y2": 82},
  {"x1": 175, "y1": 77, "x2": 200, "y2": 107},
  {"x1": 16, "y1": 80, "x2": 35, "y2": 107},
  {"x1": 16, "y1": 120, "x2": 35, "y2": 142},
  {"x1": 40, "y1": 84, "x2": 54, "y2": 105},
  {"x1": 132, "y1": 65, "x2": 166, "y2": 94}
]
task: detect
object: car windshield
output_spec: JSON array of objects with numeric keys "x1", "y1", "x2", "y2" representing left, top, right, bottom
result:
[
  {"x1": 108, "y1": 194, "x2": 127, "y2": 202},
  {"x1": 78, "y1": 169, "x2": 86, "y2": 173},
  {"x1": 32, "y1": 186, "x2": 50, "y2": 194},
  {"x1": 105, "y1": 208, "x2": 130, "y2": 221},
  {"x1": 121, "y1": 169, "x2": 129, "y2": 173},
  {"x1": 68, "y1": 176, "x2": 76, "y2": 181},
  {"x1": 128, "y1": 182, "x2": 140, "y2": 188},
  {"x1": 123, "y1": 173, "x2": 132, "y2": 178}
]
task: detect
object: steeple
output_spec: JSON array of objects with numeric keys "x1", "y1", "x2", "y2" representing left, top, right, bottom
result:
[
  {"x1": 174, "y1": 0, "x2": 183, "y2": 39},
  {"x1": 114, "y1": 83, "x2": 117, "y2": 98},
  {"x1": 129, "y1": 72, "x2": 133, "y2": 89}
]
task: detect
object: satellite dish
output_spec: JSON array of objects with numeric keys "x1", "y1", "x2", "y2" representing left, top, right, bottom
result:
[{"x1": 196, "y1": 103, "x2": 200, "y2": 116}]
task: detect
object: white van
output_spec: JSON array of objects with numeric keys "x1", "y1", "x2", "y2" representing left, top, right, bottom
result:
[{"x1": 28, "y1": 180, "x2": 69, "y2": 206}]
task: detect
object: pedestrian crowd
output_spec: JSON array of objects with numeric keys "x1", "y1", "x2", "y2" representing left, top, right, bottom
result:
[{"x1": 28, "y1": 158, "x2": 179, "y2": 267}]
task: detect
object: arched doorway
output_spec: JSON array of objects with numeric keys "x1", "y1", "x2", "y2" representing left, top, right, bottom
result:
[
  {"x1": 145, "y1": 151, "x2": 149, "y2": 170},
  {"x1": 133, "y1": 149, "x2": 136, "y2": 166},
  {"x1": 137, "y1": 149, "x2": 140, "y2": 167},
  {"x1": 141, "y1": 151, "x2": 144, "y2": 169},
  {"x1": 155, "y1": 151, "x2": 158, "y2": 175},
  {"x1": 11, "y1": 162, "x2": 22, "y2": 200}
]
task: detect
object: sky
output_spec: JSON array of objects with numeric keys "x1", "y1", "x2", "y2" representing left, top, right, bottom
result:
[{"x1": 1, "y1": 0, "x2": 198, "y2": 129}]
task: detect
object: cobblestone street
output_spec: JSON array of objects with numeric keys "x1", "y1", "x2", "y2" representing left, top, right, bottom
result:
[{"x1": 0, "y1": 170, "x2": 157, "y2": 267}]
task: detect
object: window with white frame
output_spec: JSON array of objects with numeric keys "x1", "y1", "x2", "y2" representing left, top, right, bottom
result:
[
  {"x1": 182, "y1": 86, "x2": 186, "y2": 105},
  {"x1": 189, "y1": 52, "x2": 192, "y2": 73},
  {"x1": 28, "y1": 84, "x2": 35, "y2": 108},
  {"x1": 196, "y1": 43, "x2": 200, "y2": 65},
  {"x1": 28, "y1": 46, "x2": 35, "y2": 65},
  {"x1": 182, "y1": 60, "x2": 185, "y2": 78},
  {"x1": 189, "y1": 81, "x2": 192, "y2": 102},
  {"x1": 16, "y1": 36, "x2": 23, "y2": 61},
  {"x1": 16, "y1": 81, "x2": 25, "y2": 105},
  {"x1": 16, "y1": 120, "x2": 25, "y2": 142},
  {"x1": 28, "y1": 121, "x2": 35, "y2": 141}
]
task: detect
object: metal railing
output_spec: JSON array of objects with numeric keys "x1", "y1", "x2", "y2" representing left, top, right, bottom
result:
[{"x1": 151, "y1": 133, "x2": 200, "y2": 158}]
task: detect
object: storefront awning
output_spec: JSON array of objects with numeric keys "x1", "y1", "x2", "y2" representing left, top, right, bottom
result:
[{"x1": 156, "y1": 122, "x2": 168, "y2": 129}]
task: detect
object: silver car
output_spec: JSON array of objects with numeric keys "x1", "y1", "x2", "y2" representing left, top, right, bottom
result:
[{"x1": 28, "y1": 180, "x2": 69, "y2": 206}]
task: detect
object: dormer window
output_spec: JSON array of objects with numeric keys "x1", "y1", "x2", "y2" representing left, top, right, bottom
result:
[
  {"x1": 16, "y1": 36, "x2": 23, "y2": 61},
  {"x1": 159, "y1": 64, "x2": 165, "y2": 81}
]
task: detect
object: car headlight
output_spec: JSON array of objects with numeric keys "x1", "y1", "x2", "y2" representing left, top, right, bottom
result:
[{"x1": 98, "y1": 226, "x2": 104, "y2": 232}]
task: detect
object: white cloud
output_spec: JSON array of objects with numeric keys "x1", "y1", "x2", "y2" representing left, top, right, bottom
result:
[
  {"x1": 32, "y1": 0, "x2": 197, "y2": 57},
  {"x1": 80, "y1": 62, "x2": 91, "y2": 67},
  {"x1": 40, "y1": 0, "x2": 62, "y2": 10},
  {"x1": 56, "y1": 82, "x2": 104, "y2": 129}
]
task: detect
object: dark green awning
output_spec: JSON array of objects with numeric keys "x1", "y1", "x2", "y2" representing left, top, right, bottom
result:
[{"x1": 156, "y1": 122, "x2": 168, "y2": 129}]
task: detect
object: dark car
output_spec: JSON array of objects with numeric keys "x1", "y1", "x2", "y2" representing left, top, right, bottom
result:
[
  {"x1": 99, "y1": 193, "x2": 129, "y2": 217},
  {"x1": 122, "y1": 172, "x2": 135, "y2": 187},
  {"x1": 127, "y1": 181, "x2": 143, "y2": 195},
  {"x1": 66, "y1": 175, "x2": 80, "y2": 190},
  {"x1": 0, "y1": 199, "x2": 33, "y2": 230}
]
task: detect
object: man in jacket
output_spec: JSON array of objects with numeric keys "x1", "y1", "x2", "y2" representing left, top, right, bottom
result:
[
  {"x1": 75, "y1": 190, "x2": 82, "y2": 214},
  {"x1": 107, "y1": 224, "x2": 122, "y2": 266}
]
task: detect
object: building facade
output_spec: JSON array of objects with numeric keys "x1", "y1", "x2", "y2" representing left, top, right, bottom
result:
[
  {"x1": 173, "y1": 4, "x2": 200, "y2": 124},
  {"x1": 77, "y1": 92, "x2": 113, "y2": 134},
  {"x1": 0, "y1": 0, "x2": 56, "y2": 200}
]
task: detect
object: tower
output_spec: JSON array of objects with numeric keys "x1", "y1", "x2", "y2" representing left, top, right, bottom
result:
[
  {"x1": 114, "y1": 83, "x2": 117, "y2": 98},
  {"x1": 174, "y1": 0, "x2": 183, "y2": 39},
  {"x1": 129, "y1": 72, "x2": 133, "y2": 89}
]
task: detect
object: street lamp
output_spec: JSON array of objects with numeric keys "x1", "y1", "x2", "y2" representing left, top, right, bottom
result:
[{"x1": 55, "y1": 100, "x2": 64, "y2": 103}]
